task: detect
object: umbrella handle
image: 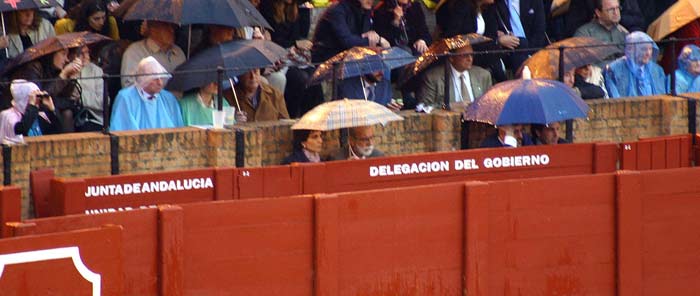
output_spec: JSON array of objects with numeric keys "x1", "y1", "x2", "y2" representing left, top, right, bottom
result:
[
  {"x1": 229, "y1": 78, "x2": 242, "y2": 111},
  {"x1": 1, "y1": 14, "x2": 7, "y2": 58}
]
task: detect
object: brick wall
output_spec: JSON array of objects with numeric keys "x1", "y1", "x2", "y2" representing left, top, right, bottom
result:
[{"x1": 5, "y1": 95, "x2": 699, "y2": 218}]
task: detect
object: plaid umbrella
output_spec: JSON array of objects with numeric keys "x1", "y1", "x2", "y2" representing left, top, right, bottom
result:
[{"x1": 291, "y1": 99, "x2": 403, "y2": 131}]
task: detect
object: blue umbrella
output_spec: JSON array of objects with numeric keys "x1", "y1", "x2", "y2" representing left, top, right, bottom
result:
[{"x1": 463, "y1": 77, "x2": 589, "y2": 125}]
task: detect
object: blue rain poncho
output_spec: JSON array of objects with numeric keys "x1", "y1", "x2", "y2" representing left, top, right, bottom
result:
[
  {"x1": 110, "y1": 57, "x2": 184, "y2": 131},
  {"x1": 671, "y1": 45, "x2": 700, "y2": 94},
  {"x1": 604, "y1": 31, "x2": 667, "y2": 98}
]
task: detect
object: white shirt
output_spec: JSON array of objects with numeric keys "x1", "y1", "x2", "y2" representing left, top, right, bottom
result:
[
  {"x1": 476, "y1": 13, "x2": 485, "y2": 35},
  {"x1": 362, "y1": 80, "x2": 377, "y2": 100},
  {"x1": 450, "y1": 64, "x2": 475, "y2": 103}
]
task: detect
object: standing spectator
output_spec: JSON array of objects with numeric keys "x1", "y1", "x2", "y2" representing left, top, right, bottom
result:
[
  {"x1": 494, "y1": 0, "x2": 546, "y2": 71},
  {"x1": 561, "y1": 0, "x2": 595, "y2": 39},
  {"x1": 416, "y1": 44, "x2": 492, "y2": 109},
  {"x1": 120, "y1": 21, "x2": 185, "y2": 87},
  {"x1": 75, "y1": 45, "x2": 107, "y2": 132},
  {"x1": 574, "y1": 0, "x2": 628, "y2": 63},
  {"x1": 178, "y1": 82, "x2": 229, "y2": 126},
  {"x1": 0, "y1": 80, "x2": 61, "y2": 144},
  {"x1": 235, "y1": 69, "x2": 290, "y2": 122},
  {"x1": 373, "y1": 0, "x2": 431, "y2": 55},
  {"x1": 619, "y1": 0, "x2": 644, "y2": 33},
  {"x1": 281, "y1": 129, "x2": 324, "y2": 164},
  {"x1": 436, "y1": 0, "x2": 512, "y2": 81},
  {"x1": 54, "y1": 0, "x2": 121, "y2": 40},
  {"x1": 671, "y1": 45, "x2": 700, "y2": 94},
  {"x1": 328, "y1": 125, "x2": 384, "y2": 160},
  {"x1": 259, "y1": 0, "x2": 324, "y2": 118},
  {"x1": 6, "y1": 9, "x2": 56, "y2": 58},
  {"x1": 110, "y1": 56, "x2": 183, "y2": 131},
  {"x1": 311, "y1": 0, "x2": 390, "y2": 63},
  {"x1": 604, "y1": 31, "x2": 666, "y2": 98}
]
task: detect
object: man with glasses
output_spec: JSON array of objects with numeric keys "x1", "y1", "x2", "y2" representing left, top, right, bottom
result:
[
  {"x1": 328, "y1": 125, "x2": 385, "y2": 160},
  {"x1": 574, "y1": 0, "x2": 628, "y2": 63}
]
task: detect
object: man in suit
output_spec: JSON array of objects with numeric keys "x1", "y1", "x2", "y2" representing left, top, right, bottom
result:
[
  {"x1": 328, "y1": 125, "x2": 384, "y2": 160},
  {"x1": 336, "y1": 71, "x2": 392, "y2": 106},
  {"x1": 495, "y1": 0, "x2": 546, "y2": 71},
  {"x1": 416, "y1": 45, "x2": 492, "y2": 109}
]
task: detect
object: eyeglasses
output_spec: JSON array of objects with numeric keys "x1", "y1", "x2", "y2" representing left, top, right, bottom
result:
[{"x1": 603, "y1": 6, "x2": 621, "y2": 14}]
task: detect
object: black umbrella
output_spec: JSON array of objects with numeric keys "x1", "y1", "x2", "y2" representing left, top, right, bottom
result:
[
  {"x1": 3, "y1": 32, "x2": 112, "y2": 75},
  {"x1": 166, "y1": 39, "x2": 287, "y2": 111},
  {"x1": 122, "y1": 0, "x2": 271, "y2": 29}
]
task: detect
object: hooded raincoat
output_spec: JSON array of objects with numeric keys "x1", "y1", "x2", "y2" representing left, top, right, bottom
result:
[{"x1": 604, "y1": 32, "x2": 667, "y2": 98}]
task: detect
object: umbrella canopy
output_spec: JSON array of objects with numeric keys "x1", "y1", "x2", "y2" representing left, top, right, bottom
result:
[
  {"x1": 463, "y1": 78, "x2": 589, "y2": 126},
  {"x1": 123, "y1": 0, "x2": 271, "y2": 29},
  {"x1": 518, "y1": 37, "x2": 620, "y2": 80},
  {"x1": 3, "y1": 32, "x2": 111, "y2": 74},
  {"x1": 379, "y1": 47, "x2": 416, "y2": 71},
  {"x1": 308, "y1": 47, "x2": 385, "y2": 86},
  {"x1": 0, "y1": 0, "x2": 58, "y2": 11},
  {"x1": 291, "y1": 99, "x2": 403, "y2": 131},
  {"x1": 166, "y1": 39, "x2": 287, "y2": 91},
  {"x1": 647, "y1": 0, "x2": 700, "y2": 40},
  {"x1": 412, "y1": 33, "x2": 491, "y2": 75}
]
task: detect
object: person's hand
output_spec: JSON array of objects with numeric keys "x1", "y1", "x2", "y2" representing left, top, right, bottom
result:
[
  {"x1": 378, "y1": 37, "x2": 391, "y2": 49},
  {"x1": 107, "y1": 1, "x2": 120, "y2": 13},
  {"x1": 387, "y1": 99, "x2": 403, "y2": 111},
  {"x1": 252, "y1": 27, "x2": 265, "y2": 40},
  {"x1": 300, "y1": 1, "x2": 314, "y2": 8},
  {"x1": 28, "y1": 90, "x2": 42, "y2": 107},
  {"x1": 54, "y1": 6, "x2": 67, "y2": 18},
  {"x1": 362, "y1": 31, "x2": 381, "y2": 46},
  {"x1": 392, "y1": 5, "x2": 404, "y2": 26},
  {"x1": 39, "y1": 93, "x2": 55, "y2": 112},
  {"x1": 60, "y1": 58, "x2": 83, "y2": 79},
  {"x1": 497, "y1": 31, "x2": 519, "y2": 49},
  {"x1": 413, "y1": 39, "x2": 428, "y2": 54},
  {"x1": 295, "y1": 39, "x2": 313, "y2": 51},
  {"x1": 235, "y1": 110, "x2": 248, "y2": 123},
  {"x1": 0, "y1": 36, "x2": 8, "y2": 49}
]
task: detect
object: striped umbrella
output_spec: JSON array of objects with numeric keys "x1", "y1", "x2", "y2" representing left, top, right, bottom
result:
[{"x1": 291, "y1": 99, "x2": 403, "y2": 131}]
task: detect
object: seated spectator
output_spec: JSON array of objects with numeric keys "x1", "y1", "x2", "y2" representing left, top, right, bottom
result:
[
  {"x1": 120, "y1": 21, "x2": 185, "y2": 87},
  {"x1": 235, "y1": 69, "x2": 290, "y2": 122},
  {"x1": 604, "y1": 31, "x2": 666, "y2": 98},
  {"x1": 531, "y1": 122, "x2": 568, "y2": 145},
  {"x1": 574, "y1": 0, "x2": 627, "y2": 63},
  {"x1": 311, "y1": 0, "x2": 390, "y2": 63},
  {"x1": 479, "y1": 124, "x2": 533, "y2": 148},
  {"x1": 0, "y1": 80, "x2": 61, "y2": 144},
  {"x1": 179, "y1": 82, "x2": 230, "y2": 126},
  {"x1": 76, "y1": 45, "x2": 107, "y2": 132},
  {"x1": 575, "y1": 64, "x2": 608, "y2": 98},
  {"x1": 328, "y1": 125, "x2": 384, "y2": 160},
  {"x1": 337, "y1": 71, "x2": 392, "y2": 106},
  {"x1": 373, "y1": 0, "x2": 431, "y2": 55},
  {"x1": 416, "y1": 44, "x2": 492, "y2": 109},
  {"x1": 54, "y1": 0, "x2": 120, "y2": 40},
  {"x1": 563, "y1": 67, "x2": 605, "y2": 100},
  {"x1": 689, "y1": 76, "x2": 700, "y2": 93},
  {"x1": 6, "y1": 9, "x2": 56, "y2": 58},
  {"x1": 8, "y1": 47, "x2": 83, "y2": 132},
  {"x1": 110, "y1": 56, "x2": 183, "y2": 131},
  {"x1": 281, "y1": 129, "x2": 323, "y2": 164},
  {"x1": 671, "y1": 45, "x2": 700, "y2": 94},
  {"x1": 190, "y1": 25, "x2": 235, "y2": 57}
]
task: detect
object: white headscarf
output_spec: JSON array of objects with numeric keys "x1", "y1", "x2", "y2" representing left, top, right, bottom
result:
[
  {"x1": 10, "y1": 79, "x2": 40, "y2": 114},
  {"x1": 135, "y1": 56, "x2": 172, "y2": 89}
]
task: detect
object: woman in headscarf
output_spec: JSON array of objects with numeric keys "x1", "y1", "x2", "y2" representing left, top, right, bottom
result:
[
  {"x1": 604, "y1": 31, "x2": 667, "y2": 98},
  {"x1": 0, "y1": 80, "x2": 61, "y2": 144},
  {"x1": 671, "y1": 45, "x2": 700, "y2": 94},
  {"x1": 281, "y1": 129, "x2": 323, "y2": 164}
]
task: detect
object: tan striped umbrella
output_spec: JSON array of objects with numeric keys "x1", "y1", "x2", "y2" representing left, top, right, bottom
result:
[
  {"x1": 291, "y1": 99, "x2": 403, "y2": 131},
  {"x1": 647, "y1": 0, "x2": 700, "y2": 40}
]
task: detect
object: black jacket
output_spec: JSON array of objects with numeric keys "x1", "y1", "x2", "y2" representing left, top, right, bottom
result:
[
  {"x1": 495, "y1": 0, "x2": 547, "y2": 48},
  {"x1": 260, "y1": 0, "x2": 310, "y2": 48},
  {"x1": 373, "y1": 1, "x2": 431, "y2": 51},
  {"x1": 311, "y1": 0, "x2": 372, "y2": 63},
  {"x1": 281, "y1": 149, "x2": 312, "y2": 165}
]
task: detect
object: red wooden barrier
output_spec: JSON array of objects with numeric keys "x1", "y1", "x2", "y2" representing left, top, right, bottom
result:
[
  {"x1": 44, "y1": 167, "x2": 235, "y2": 217},
  {"x1": 235, "y1": 165, "x2": 304, "y2": 199},
  {"x1": 620, "y1": 134, "x2": 692, "y2": 170},
  {"x1": 0, "y1": 186, "x2": 21, "y2": 238},
  {"x1": 179, "y1": 196, "x2": 314, "y2": 295},
  {"x1": 29, "y1": 168, "x2": 54, "y2": 218},
  {"x1": 304, "y1": 143, "x2": 617, "y2": 194},
  {"x1": 0, "y1": 225, "x2": 123, "y2": 295},
  {"x1": 8, "y1": 208, "x2": 161, "y2": 295}
]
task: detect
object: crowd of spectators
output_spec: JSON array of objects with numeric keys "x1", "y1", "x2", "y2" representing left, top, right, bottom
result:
[{"x1": 0, "y1": 0, "x2": 696, "y2": 160}]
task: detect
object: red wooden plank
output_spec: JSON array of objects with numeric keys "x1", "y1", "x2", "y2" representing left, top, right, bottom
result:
[
  {"x1": 616, "y1": 171, "x2": 643, "y2": 296},
  {"x1": 29, "y1": 168, "x2": 54, "y2": 218},
  {"x1": 0, "y1": 186, "x2": 21, "y2": 238},
  {"x1": 619, "y1": 142, "x2": 637, "y2": 170},
  {"x1": 158, "y1": 205, "x2": 184, "y2": 296}
]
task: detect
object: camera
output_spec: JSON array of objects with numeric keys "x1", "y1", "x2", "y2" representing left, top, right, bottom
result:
[{"x1": 36, "y1": 93, "x2": 49, "y2": 98}]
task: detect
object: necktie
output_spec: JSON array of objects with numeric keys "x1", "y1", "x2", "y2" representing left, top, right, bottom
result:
[
  {"x1": 460, "y1": 74, "x2": 470, "y2": 102},
  {"x1": 367, "y1": 85, "x2": 376, "y2": 101},
  {"x1": 508, "y1": 0, "x2": 526, "y2": 38}
]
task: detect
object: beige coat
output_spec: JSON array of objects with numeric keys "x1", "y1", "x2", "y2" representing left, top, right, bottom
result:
[
  {"x1": 416, "y1": 63, "x2": 492, "y2": 108},
  {"x1": 236, "y1": 82, "x2": 290, "y2": 122},
  {"x1": 7, "y1": 19, "x2": 56, "y2": 58}
]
